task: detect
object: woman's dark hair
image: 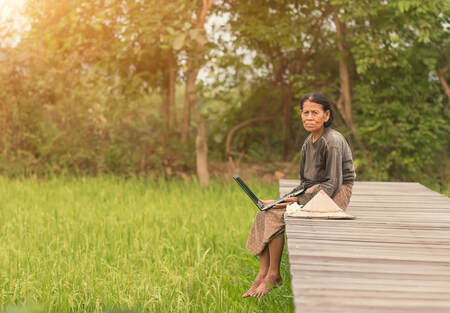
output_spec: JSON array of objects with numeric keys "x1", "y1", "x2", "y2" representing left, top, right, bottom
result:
[{"x1": 299, "y1": 92, "x2": 333, "y2": 128}]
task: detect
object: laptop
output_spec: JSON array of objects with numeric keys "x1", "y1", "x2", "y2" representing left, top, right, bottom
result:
[{"x1": 232, "y1": 174, "x2": 305, "y2": 211}]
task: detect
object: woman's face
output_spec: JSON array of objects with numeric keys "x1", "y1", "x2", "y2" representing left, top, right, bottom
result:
[{"x1": 301, "y1": 100, "x2": 330, "y2": 133}]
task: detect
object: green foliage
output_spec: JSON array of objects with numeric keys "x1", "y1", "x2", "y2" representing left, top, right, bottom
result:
[
  {"x1": 0, "y1": 0, "x2": 448, "y2": 193},
  {"x1": 353, "y1": 50, "x2": 449, "y2": 190},
  {"x1": 342, "y1": 0, "x2": 450, "y2": 193},
  {"x1": 0, "y1": 177, "x2": 294, "y2": 312},
  {"x1": 207, "y1": 82, "x2": 306, "y2": 162},
  {"x1": 0, "y1": 46, "x2": 189, "y2": 177}
]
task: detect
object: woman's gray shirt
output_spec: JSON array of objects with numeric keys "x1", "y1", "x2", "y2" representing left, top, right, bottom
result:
[{"x1": 298, "y1": 127, "x2": 356, "y2": 198}]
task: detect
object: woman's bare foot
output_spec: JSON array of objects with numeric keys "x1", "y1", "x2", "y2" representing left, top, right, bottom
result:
[
  {"x1": 250, "y1": 274, "x2": 283, "y2": 298},
  {"x1": 242, "y1": 274, "x2": 265, "y2": 298}
]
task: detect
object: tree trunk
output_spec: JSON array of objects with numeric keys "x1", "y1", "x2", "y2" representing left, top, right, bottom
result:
[
  {"x1": 194, "y1": 104, "x2": 209, "y2": 186},
  {"x1": 162, "y1": 50, "x2": 177, "y2": 135},
  {"x1": 161, "y1": 74, "x2": 169, "y2": 143},
  {"x1": 181, "y1": 66, "x2": 197, "y2": 143},
  {"x1": 225, "y1": 116, "x2": 275, "y2": 158},
  {"x1": 438, "y1": 63, "x2": 450, "y2": 100},
  {"x1": 282, "y1": 83, "x2": 293, "y2": 160},
  {"x1": 183, "y1": 63, "x2": 208, "y2": 185},
  {"x1": 161, "y1": 51, "x2": 177, "y2": 145},
  {"x1": 181, "y1": 83, "x2": 190, "y2": 142},
  {"x1": 333, "y1": 7, "x2": 370, "y2": 155},
  {"x1": 333, "y1": 7, "x2": 354, "y2": 130},
  {"x1": 168, "y1": 50, "x2": 177, "y2": 129},
  {"x1": 182, "y1": 0, "x2": 214, "y2": 185},
  {"x1": 0, "y1": 101, "x2": 7, "y2": 157}
]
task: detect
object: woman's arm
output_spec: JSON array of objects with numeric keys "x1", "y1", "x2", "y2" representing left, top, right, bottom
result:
[
  {"x1": 260, "y1": 197, "x2": 298, "y2": 208},
  {"x1": 318, "y1": 146, "x2": 343, "y2": 198}
]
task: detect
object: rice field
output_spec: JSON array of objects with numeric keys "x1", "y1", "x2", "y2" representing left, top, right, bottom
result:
[{"x1": 0, "y1": 176, "x2": 294, "y2": 313}]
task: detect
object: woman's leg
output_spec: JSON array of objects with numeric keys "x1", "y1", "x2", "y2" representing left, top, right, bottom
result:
[
  {"x1": 250, "y1": 235, "x2": 284, "y2": 297},
  {"x1": 242, "y1": 246, "x2": 270, "y2": 297},
  {"x1": 244, "y1": 207, "x2": 287, "y2": 298},
  {"x1": 333, "y1": 183, "x2": 353, "y2": 210}
]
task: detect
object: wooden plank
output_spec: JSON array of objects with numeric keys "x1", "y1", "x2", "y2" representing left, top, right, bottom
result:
[
  {"x1": 286, "y1": 233, "x2": 450, "y2": 245},
  {"x1": 286, "y1": 250, "x2": 450, "y2": 262},
  {"x1": 286, "y1": 220, "x2": 450, "y2": 228},
  {"x1": 294, "y1": 304, "x2": 450, "y2": 313},
  {"x1": 287, "y1": 238, "x2": 450, "y2": 251},
  {"x1": 280, "y1": 181, "x2": 446, "y2": 198},
  {"x1": 290, "y1": 264, "x2": 450, "y2": 276},
  {"x1": 283, "y1": 180, "x2": 450, "y2": 313},
  {"x1": 294, "y1": 296, "x2": 450, "y2": 307}
]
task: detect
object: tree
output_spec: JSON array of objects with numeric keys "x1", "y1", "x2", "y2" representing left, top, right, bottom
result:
[
  {"x1": 184, "y1": 0, "x2": 214, "y2": 186},
  {"x1": 222, "y1": 0, "x2": 337, "y2": 160},
  {"x1": 338, "y1": 0, "x2": 450, "y2": 182}
]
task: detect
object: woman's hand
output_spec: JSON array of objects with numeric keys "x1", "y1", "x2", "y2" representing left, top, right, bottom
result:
[{"x1": 260, "y1": 197, "x2": 298, "y2": 208}]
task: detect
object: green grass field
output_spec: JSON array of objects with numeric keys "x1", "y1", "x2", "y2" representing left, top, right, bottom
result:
[{"x1": 0, "y1": 177, "x2": 294, "y2": 313}]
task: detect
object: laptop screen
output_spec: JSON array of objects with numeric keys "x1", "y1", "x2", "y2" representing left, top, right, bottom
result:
[{"x1": 232, "y1": 174, "x2": 262, "y2": 209}]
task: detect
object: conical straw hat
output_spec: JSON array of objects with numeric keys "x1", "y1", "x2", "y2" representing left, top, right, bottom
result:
[{"x1": 286, "y1": 190, "x2": 355, "y2": 219}]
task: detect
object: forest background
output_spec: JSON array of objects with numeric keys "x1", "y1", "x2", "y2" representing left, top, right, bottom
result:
[{"x1": 0, "y1": 0, "x2": 449, "y2": 194}]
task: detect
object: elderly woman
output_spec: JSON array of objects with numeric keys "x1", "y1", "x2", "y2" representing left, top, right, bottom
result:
[{"x1": 243, "y1": 92, "x2": 356, "y2": 298}]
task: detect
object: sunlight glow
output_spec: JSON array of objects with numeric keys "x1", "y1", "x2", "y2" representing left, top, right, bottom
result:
[
  {"x1": 0, "y1": 0, "x2": 25, "y2": 22},
  {"x1": 0, "y1": 0, "x2": 27, "y2": 47}
]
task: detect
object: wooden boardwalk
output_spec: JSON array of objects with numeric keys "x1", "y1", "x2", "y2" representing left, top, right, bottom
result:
[{"x1": 281, "y1": 180, "x2": 450, "y2": 313}]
